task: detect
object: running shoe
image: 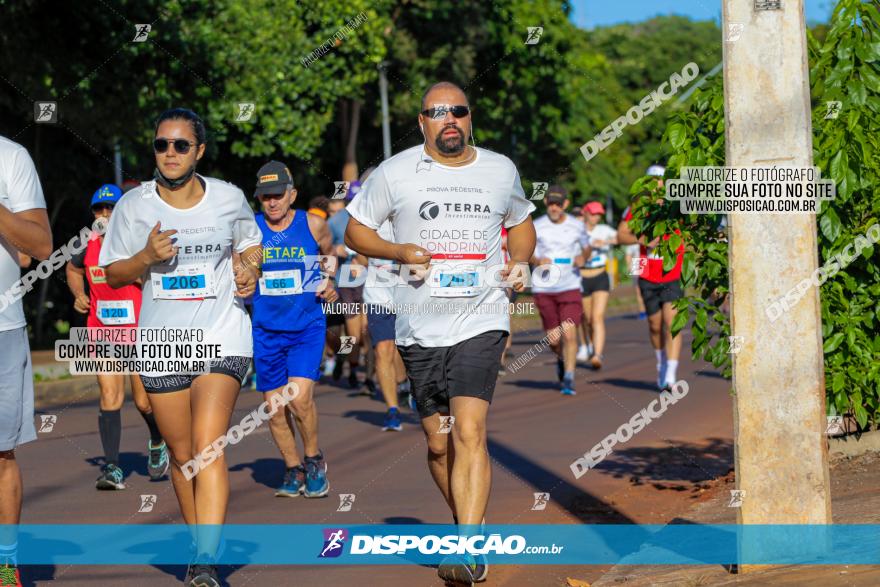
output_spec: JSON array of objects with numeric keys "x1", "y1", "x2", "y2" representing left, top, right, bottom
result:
[
  {"x1": 382, "y1": 408, "x2": 402, "y2": 431},
  {"x1": 303, "y1": 452, "x2": 329, "y2": 498},
  {"x1": 323, "y1": 357, "x2": 336, "y2": 377},
  {"x1": 148, "y1": 440, "x2": 169, "y2": 480},
  {"x1": 590, "y1": 355, "x2": 603, "y2": 370},
  {"x1": 96, "y1": 463, "x2": 125, "y2": 490},
  {"x1": 438, "y1": 554, "x2": 479, "y2": 585},
  {"x1": 497, "y1": 365, "x2": 507, "y2": 376},
  {"x1": 188, "y1": 562, "x2": 220, "y2": 587},
  {"x1": 561, "y1": 374, "x2": 576, "y2": 396},
  {"x1": 576, "y1": 344, "x2": 589, "y2": 362},
  {"x1": 275, "y1": 465, "x2": 306, "y2": 497},
  {"x1": 638, "y1": 311, "x2": 647, "y2": 320},
  {"x1": 473, "y1": 553, "x2": 488, "y2": 582},
  {"x1": 0, "y1": 563, "x2": 20, "y2": 587},
  {"x1": 556, "y1": 358, "x2": 564, "y2": 382}
]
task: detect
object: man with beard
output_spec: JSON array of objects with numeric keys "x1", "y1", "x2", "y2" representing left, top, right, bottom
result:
[{"x1": 345, "y1": 81, "x2": 536, "y2": 586}]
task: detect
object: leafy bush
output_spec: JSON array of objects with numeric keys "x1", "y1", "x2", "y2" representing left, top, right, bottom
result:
[{"x1": 626, "y1": 0, "x2": 880, "y2": 428}]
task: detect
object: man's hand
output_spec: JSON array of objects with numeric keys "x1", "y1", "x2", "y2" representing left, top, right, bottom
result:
[
  {"x1": 394, "y1": 244, "x2": 432, "y2": 281},
  {"x1": 142, "y1": 222, "x2": 178, "y2": 264},
  {"x1": 73, "y1": 293, "x2": 90, "y2": 314},
  {"x1": 234, "y1": 264, "x2": 257, "y2": 298},
  {"x1": 537, "y1": 256, "x2": 552, "y2": 266},
  {"x1": 500, "y1": 260, "x2": 529, "y2": 292},
  {"x1": 317, "y1": 281, "x2": 339, "y2": 303},
  {"x1": 393, "y1": 243, "x2": 431, "y2": 266}
]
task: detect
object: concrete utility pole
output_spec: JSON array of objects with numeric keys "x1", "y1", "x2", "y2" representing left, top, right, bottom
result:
[{"x1": 722, "y1": 0, "x2": 831, "y2": 545}]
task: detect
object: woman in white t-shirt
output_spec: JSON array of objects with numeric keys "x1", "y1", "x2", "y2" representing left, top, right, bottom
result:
[
  {"x1": 100, "y1": 108, "x2": 262, "y2": 587},
  {"x1": 580, "y1": 201, "x2": 617, "y2": 370}
]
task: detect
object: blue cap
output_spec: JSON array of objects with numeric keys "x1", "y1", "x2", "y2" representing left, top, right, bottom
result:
[{"x1": 90, "y1": 184, "x2": 123, "y2": 208}]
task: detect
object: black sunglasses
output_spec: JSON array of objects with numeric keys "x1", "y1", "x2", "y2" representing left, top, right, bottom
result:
[
  {"x1": 153, "y1": 138, "x2": 196, "y2": 154},
  {"x1": 421, "y1": 105, "x2": 470, "y2": 119},
  {"x1": 91, "y1": 203, "x2": 115, "y2": 212}
]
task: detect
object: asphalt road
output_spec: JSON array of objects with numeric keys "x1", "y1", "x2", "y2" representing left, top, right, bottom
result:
[{"x1": 18, "y1": 313, "x2": 733, "y2": 586}]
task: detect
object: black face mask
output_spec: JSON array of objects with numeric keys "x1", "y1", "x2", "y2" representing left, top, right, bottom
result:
[{"x1": 153, "y1": 164, "x2": 196, "y2": 189}]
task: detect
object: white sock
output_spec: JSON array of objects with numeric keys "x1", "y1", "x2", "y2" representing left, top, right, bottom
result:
[
  {"x1": 655, "y1": 349, "x2": 667, "y2": 368},
  {"x1": 0, "y1": 542, "x2": 17, "y2": 566},
  {"x1": 665, "y1": 360, "x2": 679, "y2": 385}
]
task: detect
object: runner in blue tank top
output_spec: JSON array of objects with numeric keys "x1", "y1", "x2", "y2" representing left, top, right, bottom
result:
[{"x1": 251, "y1": 161, "x2": 338, "y2": 498}]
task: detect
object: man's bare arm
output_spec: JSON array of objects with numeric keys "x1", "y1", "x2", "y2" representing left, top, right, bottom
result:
[
  {"x1": 506, "y1": 217, "x2": 537, "y2": 262},
  {"x1": 0, "y1": 207, "x2": 52, "y2": 260}
]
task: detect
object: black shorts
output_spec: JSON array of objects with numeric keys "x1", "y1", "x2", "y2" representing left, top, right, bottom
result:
[
  {"x1": 581, "y1": 272, "x2": 610, "y2": 296},
  {"x1": 325, "y1": 306, "x2": 346, "y2": 327},
  {"x1": 140, "y1": 356, "x2": 252, "y2": 394},
  {"x1": 638, "y1": 279, "x2": 683, "y2": 316},
  {"x1": 398, "y1": 330, "x2": 508, "y2": 419}
]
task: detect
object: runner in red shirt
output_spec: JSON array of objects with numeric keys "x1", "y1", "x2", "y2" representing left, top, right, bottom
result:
[
  {"x1": 617, "y1": 165, "x2": 685, "y2": 391},
  {"x1": 65, "y1": 184, "x2": 168, "y2": 490}
]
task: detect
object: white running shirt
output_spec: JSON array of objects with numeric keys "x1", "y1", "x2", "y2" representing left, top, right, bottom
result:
[
  {"x1": 347, "y1": 145, "x2": 535, "y2": 347},
  {"x1": 99, "y1": 176, "x2": 262, "y2": 364},
  {"x1": 0, "y1": 136, "x2": 47, "y2": 332},
  {"x1": 532, "y1": 214, "x2": 589, "y2": 294},
  {"x1": 584, "y1": 223, "x2": 617, "y2": 269}
]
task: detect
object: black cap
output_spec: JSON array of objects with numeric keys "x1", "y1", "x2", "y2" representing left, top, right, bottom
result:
[
  {"x1": 255, "y1": 161, "x2": 293, "y2": 197},
  {"x1": 546, "y1": 184, "x2": 567, "y2": 205}
]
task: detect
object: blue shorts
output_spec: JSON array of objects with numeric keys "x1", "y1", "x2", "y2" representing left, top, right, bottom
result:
[
  {"x1": 366, "y1": 304, "x2": 396, "y2": 345},
  {"x1": 254, "y1": 321, "x2": 325, "y2": 391}
]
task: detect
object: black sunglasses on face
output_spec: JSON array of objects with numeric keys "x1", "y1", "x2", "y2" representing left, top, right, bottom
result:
[
  {"x1": 153, "y1": 138, "x2": 196, "y2": 154},
  {"x1": 421, "y1": 105, "x2": 470, "y2": 119},
  {"x1": 91, "y1": 203, "x2": 115, "y2": 212}
]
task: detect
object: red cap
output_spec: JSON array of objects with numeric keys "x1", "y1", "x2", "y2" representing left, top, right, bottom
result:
[{"x1": 585, "y1": 201, "x2": 605, "y2": 215}]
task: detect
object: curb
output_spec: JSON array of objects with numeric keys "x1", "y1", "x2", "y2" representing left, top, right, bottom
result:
[{"x1": 828, "y1": 428, "x2": 880, "y2": 457}]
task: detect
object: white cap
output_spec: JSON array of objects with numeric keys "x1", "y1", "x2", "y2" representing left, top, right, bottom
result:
[{"x1": 646, "y1": 165, "x2": 666, "y2": 177}]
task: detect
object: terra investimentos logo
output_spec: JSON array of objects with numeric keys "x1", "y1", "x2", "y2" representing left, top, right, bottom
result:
[{"x1": 419, "y1": 201, "x2": 440, "y2": 220}]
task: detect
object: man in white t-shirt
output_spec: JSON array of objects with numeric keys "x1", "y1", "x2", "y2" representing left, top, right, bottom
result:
[
  {"x1": 0, "y1": 135, "x2": 53, "y2": 582},
  {"x1": 531, "y1": 186, "x2": 590, "y2": 395},
  {"x1": 345, "y1": 81, "x2": 536, "y2": 585}
]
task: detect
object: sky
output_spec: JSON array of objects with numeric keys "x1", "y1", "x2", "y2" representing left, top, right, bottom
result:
[{"x1": 571, "y1": 0, "x2": 837, "y2": 29}]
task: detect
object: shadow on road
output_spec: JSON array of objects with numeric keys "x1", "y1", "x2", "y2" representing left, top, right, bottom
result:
[
  {"x1": 229, "y1": 457, "x2": 285, "y2": 490},
  {"x1": 487, "y1": 438, "x2": 638, "y2": 525},
  {"x1": 592, "y1": 377, "x2": 660, "y2": 393},
  {"x1": 85, "y1": 451, "x2": 149, "y2": 480},
  {"x1": 592, "y1": 437, "x2": 733, "y2": 494},
  {"x1": 21, "y1": 565, "x2": 56, "y2": 586},
  {"x1": 506, "y1": 379, "x2": 559, "y2": 391}
]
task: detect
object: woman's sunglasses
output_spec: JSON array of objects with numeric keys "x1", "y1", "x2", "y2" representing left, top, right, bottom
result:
[
  {"x1": 153, "y1": 138, "x2": 196, "y2": 154},
  {"x1": 420, "y1": 105, "x2": 470, "y2": 120}
]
